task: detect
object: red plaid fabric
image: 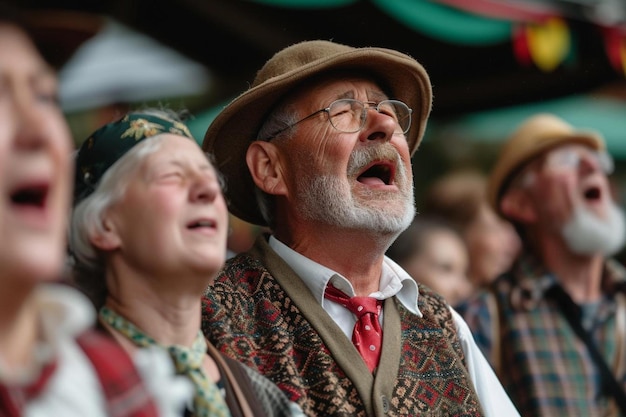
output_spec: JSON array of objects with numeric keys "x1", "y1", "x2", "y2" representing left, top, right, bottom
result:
[
  {"x1": 76, "y1": 330, "x2": 161, "y2": 417},
  {"x1": 0, "y1": 360, "x2": 57, "y2": 417},
  {"x1": 0, "y1": 331, "x2": 159, "y2": 417},
  {"x1": 324, "y1": 285, "x2": 383, "y2": 372}
]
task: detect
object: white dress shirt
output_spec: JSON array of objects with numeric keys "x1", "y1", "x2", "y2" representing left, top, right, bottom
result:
[
  {"x1": 0, "y1": 284, "x2": 191, "y2": 417},
  {"x1": 269, "y1": 235, "x2": 520, "y2": 417}
]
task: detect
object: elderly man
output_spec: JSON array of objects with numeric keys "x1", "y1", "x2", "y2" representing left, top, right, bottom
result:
[
  {"x1": 459, "y1": 113, "x2": 626, "y2": 417},
  {"x1": 201, "y1": 40, "x2": 518, "y2": 417}
]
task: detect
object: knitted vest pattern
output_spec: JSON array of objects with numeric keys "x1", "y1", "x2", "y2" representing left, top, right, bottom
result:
[{"x1": 202, "y1": 253, "x2": 483, "y2": 417}]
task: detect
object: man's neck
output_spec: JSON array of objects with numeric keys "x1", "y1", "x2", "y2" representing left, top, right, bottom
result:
[
  {"x1": 273, "y1": 226, "x2": 391, "y2": 296},
  {"x1": 539, "y1": 242, "x2": 605, "y2": 303}
]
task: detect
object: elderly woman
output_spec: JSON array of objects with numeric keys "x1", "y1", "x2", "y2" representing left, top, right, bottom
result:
[
  {"x1": 69, "y1": 109, "x2": 302, "y2": 417},
  {"x1": 0, "y1": 4, "x2": 188, "y2": 416}
]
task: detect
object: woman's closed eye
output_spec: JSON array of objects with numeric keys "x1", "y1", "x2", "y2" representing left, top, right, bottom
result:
[{"x1": 155, "y1": 170, "x2": 184, "y2": 183}]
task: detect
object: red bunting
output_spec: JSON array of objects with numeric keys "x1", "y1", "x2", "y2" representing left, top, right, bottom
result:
[{"x1": 603, "y1": 27, "x2": 626, "y2": 76}]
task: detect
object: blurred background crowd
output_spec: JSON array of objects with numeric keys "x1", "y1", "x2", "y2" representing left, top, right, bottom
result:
[{"x1": 13, "y1": 0, "x2": 626, "y2": 300}]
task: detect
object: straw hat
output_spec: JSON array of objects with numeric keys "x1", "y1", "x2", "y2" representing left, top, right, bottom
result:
[
  {"x1": 202, "y1": 40, "x2": 432, "y2": 226},
  {"x1": 487, "y1": 113, "x2": 605, "y2": 215}
]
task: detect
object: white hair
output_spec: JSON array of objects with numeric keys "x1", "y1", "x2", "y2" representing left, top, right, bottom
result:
[{"x1": 69, "y1": 135, "x2": 167, "y2": 271}]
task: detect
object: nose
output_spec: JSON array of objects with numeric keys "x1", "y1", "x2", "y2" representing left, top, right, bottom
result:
[
  {"x1": 14, "y1": 89, "x2": 49, "y2": 150},
  {"x1": 361, "y1": 107, "x2": 397, "y2": 143},
  {"x1": 578, "y1": 151, "x2": 604, "y2": 175},
  {"x1": 498, "y1": 220, "x2": 521, "y2": 257},
  {"x1": 458, "y1": 277, "x2": 474, "y2": 300},
  {"x1": 450, "y1": 274, "x2": 474, "y2": 307},
  {"x1": 190, "y1": 171, "x2": 222, "y2": 203}
]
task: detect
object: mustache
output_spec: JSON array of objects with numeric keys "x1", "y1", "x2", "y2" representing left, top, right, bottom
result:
[{"x1": 347, "y1": 144, "x2": 403, "y2": 177}]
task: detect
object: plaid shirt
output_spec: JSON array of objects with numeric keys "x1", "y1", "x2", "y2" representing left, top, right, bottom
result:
[{"x1": 458, "y1": 254, "x2": 626, "y2": 417}]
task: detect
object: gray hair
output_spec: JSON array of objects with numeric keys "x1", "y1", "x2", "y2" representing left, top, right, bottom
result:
[{"x1": 69, "y1": 135, "x2": 167, "y2": 307}]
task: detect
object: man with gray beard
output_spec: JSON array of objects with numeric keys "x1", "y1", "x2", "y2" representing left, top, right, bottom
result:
[
  {"x1": 200, "y1": 40, "x2": 518, "y2": 417},
  {"x1": 458, "y1": 113, "x2": 626, "y2": 417}
]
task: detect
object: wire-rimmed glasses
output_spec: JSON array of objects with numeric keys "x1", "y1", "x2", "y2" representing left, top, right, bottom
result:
[{"x1": 262, "y1": 98, "x2": 412, "y2": 141}]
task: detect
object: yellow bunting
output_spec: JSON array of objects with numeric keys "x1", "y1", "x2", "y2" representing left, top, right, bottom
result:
[{"x1": 526, "y1": 17, "x2": 570, "y2": 72}]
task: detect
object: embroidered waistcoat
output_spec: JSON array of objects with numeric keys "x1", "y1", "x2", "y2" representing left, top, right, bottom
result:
[{"x1": 202, "y1": 237, "x2": 483, "y2": 417}]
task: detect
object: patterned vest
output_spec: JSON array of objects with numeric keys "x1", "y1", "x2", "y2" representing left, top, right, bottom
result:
[{"x1": 202, "y1": 237, "x2": 483, "y2": 417}]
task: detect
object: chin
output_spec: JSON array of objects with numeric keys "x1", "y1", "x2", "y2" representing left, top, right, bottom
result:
[
  {"x1": 18, "y1": 259, "x2": 64, "y2": 283},
  {"x1": 193, "y1": 257, "x2": 225, "y2": 277},
  {"x1": 8, "y1": 239, "x2": 66, "y2": 281}
]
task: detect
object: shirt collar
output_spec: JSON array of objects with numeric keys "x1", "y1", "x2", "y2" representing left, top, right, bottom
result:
[
  {"x1": 0, "y1": 284, "x2": 95, "y2": 382},
  {"x1": 268, "y1": 235, "x2": 421, "y2": 316},
  {"x1": 510, "y1": 253, "x2": 626, "y2": 310},
  {"x1": 37, "y1": 284, "x2": 96, "y2": 356}
]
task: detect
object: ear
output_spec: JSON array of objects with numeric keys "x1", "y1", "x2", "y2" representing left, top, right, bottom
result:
[
  {"x1": 89, "y1": 214, "x2": 122, "y2": 251},
  {"x1": 246, "y1": 141, "x2": 288, "y2": 196},
  {"x1": 500, "y1": 187, "x2": 537, "y2": 224}
]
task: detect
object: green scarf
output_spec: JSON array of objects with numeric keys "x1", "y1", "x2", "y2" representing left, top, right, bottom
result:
[{"x1": 100, "y1": 306, "x2": 231, "y2": 417}]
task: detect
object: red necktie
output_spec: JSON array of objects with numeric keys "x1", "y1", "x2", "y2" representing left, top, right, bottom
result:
[
  {"x1": 0, "y1": 359, "x2": 57, "y2": 417},
  {"x1": 324, "y1": 284, "x2": 383, "y2": 372}
]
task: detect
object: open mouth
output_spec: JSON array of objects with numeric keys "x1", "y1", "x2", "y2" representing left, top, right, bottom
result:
[
  {"x1": 10, "y1": 185, "x2": 48, "y2": 209},
  {"x1": 357, "y1": 161, "x2": 395, "y2": 186},
  {"x1": 583, "y1": 185, "x2": 602, "y2": 201},
  {"x1": 187, "y1": 219, "x2": 217, "y2": 230}
]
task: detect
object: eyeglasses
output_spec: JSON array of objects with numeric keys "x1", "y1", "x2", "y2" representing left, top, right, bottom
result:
[
  {"x1": 518, "y1": 145, "x2": 614, "y2": 187},
  {"x1": 263, "y1": 98, "x2": 412, "y2": 141},
  {"x1": 543, "y1": 146, "x2": 614, "y2": 175}
]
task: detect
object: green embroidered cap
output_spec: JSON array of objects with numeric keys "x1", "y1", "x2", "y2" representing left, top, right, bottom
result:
[{"x1": 73, "y1": 112, "x2": 195, "y2": 205}]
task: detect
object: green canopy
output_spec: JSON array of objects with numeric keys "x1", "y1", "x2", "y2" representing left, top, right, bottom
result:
[{"x1": 434, "y1": 95, "x2": 626, "y2": 158}]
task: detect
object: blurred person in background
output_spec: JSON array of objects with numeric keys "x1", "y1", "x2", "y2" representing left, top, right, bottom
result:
[
  {"x1": 422, "y1": 169, "x2": 521, "y2": 290},
  {"x1": 460, "y1": 113, "x2": 626, "y2": 417},
  {"x1": 386, "y1": 216, "x2": 473, "y2": 308},
  {"x1": 69, "y1": 109, "x2": 303, "y2": 417},
  {"x1": 0, "y1": 5, "x2": 188, "y2": 416},
  {"x1": 226, "y1": 216, "x2": 265, "y2": 259}
]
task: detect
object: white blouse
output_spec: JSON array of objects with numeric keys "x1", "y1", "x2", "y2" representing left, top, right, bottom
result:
[{"x1": 0, "y1": 284, "x2": 191, "y2": 417}]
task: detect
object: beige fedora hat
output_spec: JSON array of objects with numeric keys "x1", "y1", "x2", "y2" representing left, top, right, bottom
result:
[
  {"x1": 487, "y1": 113, "x2": 606, "y2": 216},
  {"x1": 202, "y1": 39, "x2": 432, "y2": 226}
]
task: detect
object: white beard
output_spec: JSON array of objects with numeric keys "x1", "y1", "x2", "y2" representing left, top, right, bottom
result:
[
  {"x1": 296, "y1": 145, "x2": 415, "y2": 235},
  {"x1": 561, "y1": 202, "x2": 626, "y2": 256}
]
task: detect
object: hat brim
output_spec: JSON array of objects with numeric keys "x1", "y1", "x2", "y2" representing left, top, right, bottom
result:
[{"x1": 203, "y1": 46, "x2": 432, "y2": 226}]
